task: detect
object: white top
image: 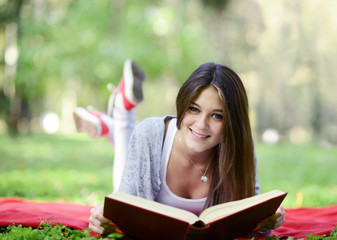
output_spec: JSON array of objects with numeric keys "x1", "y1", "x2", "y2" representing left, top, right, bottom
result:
[{"x1": 155, "y1": 118, "x2": 207, "y2": 216}]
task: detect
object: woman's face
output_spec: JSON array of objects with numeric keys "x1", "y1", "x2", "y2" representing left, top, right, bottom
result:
[{"x1": 180, "y1": 86, "x2": 224, "y2": 156}]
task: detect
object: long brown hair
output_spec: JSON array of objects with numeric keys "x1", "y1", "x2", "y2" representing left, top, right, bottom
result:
[{"x1": 176, "y1": 62, "x2": 256, "y2": 208}]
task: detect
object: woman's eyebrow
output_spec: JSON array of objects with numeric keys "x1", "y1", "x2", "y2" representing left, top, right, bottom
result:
[{"x1": 191, "y1": 102, "x2": 223, "y2": 113}]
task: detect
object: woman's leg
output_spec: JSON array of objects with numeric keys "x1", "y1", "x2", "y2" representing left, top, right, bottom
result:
[
  {"x1": 111, "y1": 108, "x2": 135, "y2": 191},
  {"x1": 73, "y1": 59, "x2": 145, "y2": 191},
  {"x1": 111, "y1": 59, "x2": 145, "y2": 191}
]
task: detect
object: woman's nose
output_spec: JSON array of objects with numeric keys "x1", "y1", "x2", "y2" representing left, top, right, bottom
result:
[{"x1": 196, "y1": 115, "x2": 209, "y2": 130}]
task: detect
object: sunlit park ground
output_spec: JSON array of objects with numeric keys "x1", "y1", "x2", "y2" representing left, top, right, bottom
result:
[{"x1": 0, "y1": 133, "x2": 336, "y2": 208}]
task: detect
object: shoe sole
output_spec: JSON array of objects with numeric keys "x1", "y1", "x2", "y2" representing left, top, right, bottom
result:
[
  {"x1": 73, "y1": 108, "x2": 99, "y2": 137},
  {"x1": 123, "y1": 59, "x2": 145, "y2": 105}
]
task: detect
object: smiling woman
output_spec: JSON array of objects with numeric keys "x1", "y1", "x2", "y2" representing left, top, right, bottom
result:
[
  {"x1": 179, "y1": 87, "x2": 224, "y2": 155},
  {"x1": 174, "y1": 63, "x2": 256, "y2": 207},
  {"x1": 178, "y1": 87, "x2": 223, "y2": 174},
  {"x1": 77, "y1": 61, "x2": 285, "y2": 237}
]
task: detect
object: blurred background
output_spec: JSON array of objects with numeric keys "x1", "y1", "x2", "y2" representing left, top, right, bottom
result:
[{"x1": 0, "y1": 0, "x2": 336, "y2": 207}]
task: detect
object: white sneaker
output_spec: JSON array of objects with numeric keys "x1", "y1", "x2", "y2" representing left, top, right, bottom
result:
[
  {"x1": 73, "y1": 107, "x2": 108, "y2": 137},
  {"x1": 112, "y1": 59, "x2": 146, "y2": 111}
]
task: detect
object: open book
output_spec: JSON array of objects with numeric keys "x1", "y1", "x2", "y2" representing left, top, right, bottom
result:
[{"x1": 103, "y1": 190, "x2": 287, "y2": 240}]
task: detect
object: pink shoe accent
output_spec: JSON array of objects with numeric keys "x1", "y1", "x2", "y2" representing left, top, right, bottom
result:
[
  {"x1": 89, "y1": 111, "x2": 109, "y2": 136},
  {"x1": 116, "y1": 76, "x2": 136, "y2": 111}
]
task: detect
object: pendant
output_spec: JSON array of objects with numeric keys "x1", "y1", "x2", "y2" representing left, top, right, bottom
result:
[{"x1": 201, "y1": 175, "x2": 207, "y2": 183}]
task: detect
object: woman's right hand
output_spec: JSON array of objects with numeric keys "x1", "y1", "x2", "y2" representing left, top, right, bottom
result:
[{"x1": 89, "y1": 205, "x2": 116, "y2": 234}]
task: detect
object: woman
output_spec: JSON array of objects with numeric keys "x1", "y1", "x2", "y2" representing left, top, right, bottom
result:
[{"x1": 76, "y1": 61, "x2": 285, "y2": 236}]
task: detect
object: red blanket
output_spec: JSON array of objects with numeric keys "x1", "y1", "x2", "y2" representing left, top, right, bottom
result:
[
  {"x1": 0, "y1": 198, "x2": 92, "y2": 231},
  {"x1": 273, "y1": 205, "x2": 337, "y2": 238},
  {"x1": 0, "y1": 197, "x2": 336, "y2": 239}
]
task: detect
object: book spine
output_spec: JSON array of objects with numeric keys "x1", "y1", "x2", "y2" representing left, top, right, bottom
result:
[{"x1": 185, "y1": 224, "x2": 209, "y2": 240}]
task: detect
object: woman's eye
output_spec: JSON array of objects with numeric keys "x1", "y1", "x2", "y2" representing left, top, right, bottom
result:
[
  {"x1": 212, "y1": 113, "x2": 223, "y2": 120},
  {"x1": 189, "y1": 107, "x2": 199, "y2": 113}
]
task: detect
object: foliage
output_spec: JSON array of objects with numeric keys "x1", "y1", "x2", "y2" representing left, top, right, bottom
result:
[
  {"x1": 305, "y1": 225, "x2": 337, "y2": 240},
  {"x1": 0, "y1": 223, "x2": 336, "y2": 240},
  {"x1": 0, "y1": 222, "x2": 123, "y2": 240},
  {"x1": 12, "y1": 0, "x2": 218, "y2": 114},
  {"x1": 251, "y1": 225, "x2": 337, "y2": 239},
  {"x1": 1, "y1": 1, "x2": 337, "y2": 143}
]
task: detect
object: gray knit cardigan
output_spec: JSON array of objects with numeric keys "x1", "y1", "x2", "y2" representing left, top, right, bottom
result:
[
  {"x1": 118, "y1": 116, "x2": 270, "y2": 236},
  {"x1": 118, "y1": 115, "x2": 261, "y2": 200},
  {"x1": 119, "y1": 116, "x2": 173, "y2": 200}
]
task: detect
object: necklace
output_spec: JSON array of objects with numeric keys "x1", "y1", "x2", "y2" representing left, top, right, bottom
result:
[{"x1": 179, "y1": 137, "x2": 212, "y2": 183}]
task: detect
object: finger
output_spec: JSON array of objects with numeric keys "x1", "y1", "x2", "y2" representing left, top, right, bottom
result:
[
  {"x1": 275, "y1": 213, "x2": 285, "y2": 228},
  {"x1": 97, "y1": 215, "x2": 111, "y2": 224},
  {"x1": 275, "y1": 205, "x2": 284, "y2": 218},
  {"x1": 274, "y1": 206, "x2": 285, "y2": 228},
  {"x1": 89, "y1": 221, "x2": 105, "y2": 234},
  {"x1": 89, "y1": 221, "x2": 117, "y2": 235},
  {"x1": 89, "y1": 215, "x2": 102, "y2": 227},
  {"x1": 90, "y1": 206, "x2": 111, "y2": 224},
  {"x1": 89, "y1": 216, "x2": 104, "y2": 232}
]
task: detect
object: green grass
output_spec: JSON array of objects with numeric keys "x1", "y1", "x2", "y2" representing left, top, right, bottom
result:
[
  {"x1": 0, "y1": 133, "x2": 114, "y2": 205},
  {"x1": 0, "y1": 222, "x2": 124, "y2": 240},
  {"x1": 256, "y1": 143, "x2": 337, "y2": 208},
  {"x1": 1, "y1": 223, "x2": 336, "y2": 240},
  {"x1": 1, "y1": 133, "x2": 336, "y2": 207},
  {"x1": 0, "y1": 134, "x2": 337, "y2": 239}
]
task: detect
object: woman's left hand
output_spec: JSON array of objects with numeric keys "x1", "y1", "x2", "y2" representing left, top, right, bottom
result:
[{"x1": 257, "y1": 205, "x2": 285, "y2": 231}]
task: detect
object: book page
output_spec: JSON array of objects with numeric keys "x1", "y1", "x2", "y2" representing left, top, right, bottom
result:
[
  {"x1": 110, "y1": 192, "x2": 200, "y2": 225},
  {"x1": 199, "y1": 190, "x2": 285, "y2": 224}
]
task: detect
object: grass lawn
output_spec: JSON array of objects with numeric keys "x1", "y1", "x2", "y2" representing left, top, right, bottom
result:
[
  {"x1": 0, "y1": 134, "x2": 114, "y2": 205},
  {"x1": 256, "y1": 143, "x2": 337, "y2": 208},
  {"x1": 1, "y1": 133, "x2": 336, "y2": 208},
  {"x1": 1, "y1": 133, "x2": 337, "y2": 239}
]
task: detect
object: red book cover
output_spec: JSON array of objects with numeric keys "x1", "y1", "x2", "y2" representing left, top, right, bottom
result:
[
  {"x1": 103, "y1": 190, "x2": 287, "y2": 240},
  {"x1": 201, "y1": 192, "x2": 287, "y2": 239},
  {"x1": 104, "y1": 196, "x2": 192, "y2": 240}
]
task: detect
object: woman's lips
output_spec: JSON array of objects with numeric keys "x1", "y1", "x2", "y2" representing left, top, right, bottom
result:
[{"x1": 190, "y1": 129, "x2": 209, "y2": 139}]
